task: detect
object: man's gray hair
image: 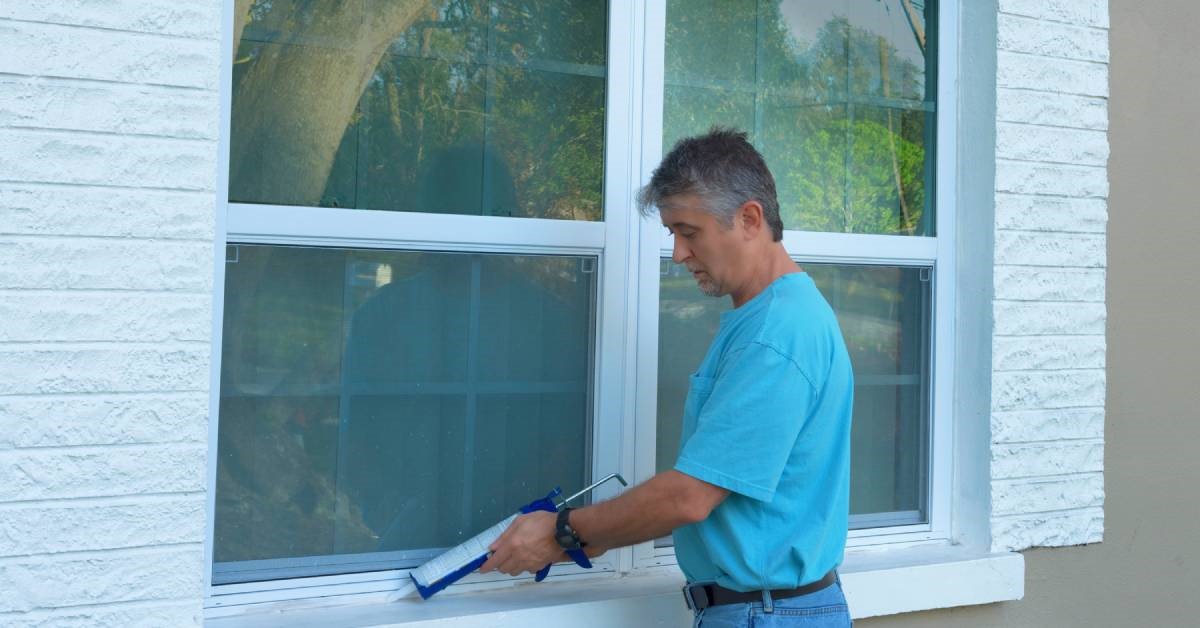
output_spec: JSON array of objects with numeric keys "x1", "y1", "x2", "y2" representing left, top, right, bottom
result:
[{"x1": 636, "y1": 127, "x2": 783, "y2": 241}]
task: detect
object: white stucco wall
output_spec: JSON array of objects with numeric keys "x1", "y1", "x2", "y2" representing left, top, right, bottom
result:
[
  {"x1": 0, "y1": 0, "x2": 1109, "y2": 624},
  {"x1": 0, "y1": 2, "x2": 222, "y2": 625},
  {"x1": 990, "y1": 0, "x2": 1109, "y2": 551}
]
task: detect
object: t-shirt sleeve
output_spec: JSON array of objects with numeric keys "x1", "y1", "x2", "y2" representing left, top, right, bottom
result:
[{"x1": 674, "y1": 341, "x2": 815, "y2": 502}]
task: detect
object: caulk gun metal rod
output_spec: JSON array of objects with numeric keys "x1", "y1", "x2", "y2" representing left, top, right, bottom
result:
[{"x1": 558, "y1": 473, "x2": 629, "y2": 508}]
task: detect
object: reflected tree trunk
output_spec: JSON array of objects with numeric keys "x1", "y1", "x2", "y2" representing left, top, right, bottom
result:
[
  {"x1": 879, "y1": 36, "x2": 914, "y2": 234},
  {"x1": 225, "y1": 1, "x2": 431, "y2": 417},
  {"x1": 899, "y1": 0, "x2": 927, "y2": 54},
  {"x1": 230, "y1": 0, "x2": 432, "y2": 207}
]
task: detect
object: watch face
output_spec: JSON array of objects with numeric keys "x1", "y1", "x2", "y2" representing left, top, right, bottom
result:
[{"x1": 556, "y1": 530, "x2": 578, "y2": 549}]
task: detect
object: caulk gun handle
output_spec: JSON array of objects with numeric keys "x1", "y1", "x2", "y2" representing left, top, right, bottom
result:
[
  {"x1": 534, "y1": 547, "x2": 591, "y2": 582},
  {"x1": 518, "y1": 487, "x2": 594, "y2": 582}
]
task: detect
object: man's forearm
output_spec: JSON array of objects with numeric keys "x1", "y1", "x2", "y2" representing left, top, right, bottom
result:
[{"x1": 569, "y1": 470, "x2": 727, "y2": 551}]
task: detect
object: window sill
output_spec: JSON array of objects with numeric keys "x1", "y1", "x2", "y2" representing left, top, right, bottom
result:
[{"x1": 204, "y1": 548, "x2": 1023, "y2": 627}]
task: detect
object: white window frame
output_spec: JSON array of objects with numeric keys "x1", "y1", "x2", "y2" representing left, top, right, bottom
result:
[{"x1": 203, "y1": 0, "x2": 958, "y2": 613}]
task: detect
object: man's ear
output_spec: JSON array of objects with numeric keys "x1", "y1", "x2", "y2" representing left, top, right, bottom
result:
[{"x1": 738, "y1": 201, "x2": 765, "y2": 239}]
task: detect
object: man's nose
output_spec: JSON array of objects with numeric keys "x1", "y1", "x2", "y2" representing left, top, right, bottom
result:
[{"x1": 671, "y1": 236, "x2": 689, "y2": 264}]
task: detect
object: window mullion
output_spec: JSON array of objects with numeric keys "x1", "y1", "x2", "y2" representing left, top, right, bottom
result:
[
  {"x1": 631, "y1": 0, "x2": 669, "y2": 571},
  {"x1": 589, "y1": 0, "x2": 642, "y2": 577}
]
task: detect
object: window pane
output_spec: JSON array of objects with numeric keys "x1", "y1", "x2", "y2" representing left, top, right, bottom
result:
[
  {"x1": 229, "y1": 0, "x2": 607, "y2": 221},
  {"x1": 214, "y1": 245, "x2": 596, "y2": 583},
  {"x1": 664, "y1": 0, "x2": 937, "y2": 236},
  {"x1": 657, "y1": 263, "x2": 931, "y2": 529},
  {"x1": 663, "y1": 84, "x2": 756, "y2": 153}
]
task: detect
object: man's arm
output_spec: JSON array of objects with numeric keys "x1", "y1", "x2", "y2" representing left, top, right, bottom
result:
[
  {"x1": 570, "y1": 469, "x2": 728, "y2": 550},
  {"x1": 479, "y1": 470, "x2": 728, "y2": 576}
]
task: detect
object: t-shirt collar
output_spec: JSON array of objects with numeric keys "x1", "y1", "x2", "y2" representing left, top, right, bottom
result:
[{"x1": 719, "y1": 271, "x2": 808, "y2": 324}]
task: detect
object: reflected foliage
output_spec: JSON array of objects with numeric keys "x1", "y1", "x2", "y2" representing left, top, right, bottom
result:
[
  {"x1": 665, "y1": 1, "x2": 935, "y2": 235},
  {"x1": 231, "y1": 0, "x2": 606, "y2": 220}
]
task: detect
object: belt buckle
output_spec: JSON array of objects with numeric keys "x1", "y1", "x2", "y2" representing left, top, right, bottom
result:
[{"x1": 682, "y1": 583, "x2": 712, "y2": 612}]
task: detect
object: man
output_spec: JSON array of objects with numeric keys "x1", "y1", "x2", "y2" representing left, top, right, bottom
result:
[{"x1": 481, "y1": 128, "x2": 854, "y2": 626}]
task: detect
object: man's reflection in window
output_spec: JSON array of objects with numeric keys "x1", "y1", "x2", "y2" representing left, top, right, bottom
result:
[{"x1": 335, "y1": 146, "x2": 592, "y2": 557}]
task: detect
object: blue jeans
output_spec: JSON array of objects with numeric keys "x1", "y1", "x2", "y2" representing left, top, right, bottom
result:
[{"x1": 690, "y1": 576, "x2": 851, "y2": 627}]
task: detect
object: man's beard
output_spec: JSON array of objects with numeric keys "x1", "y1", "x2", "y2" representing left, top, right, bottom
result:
[{"x1": 696, "y1": 275, "x2": 724, "y2": 297}]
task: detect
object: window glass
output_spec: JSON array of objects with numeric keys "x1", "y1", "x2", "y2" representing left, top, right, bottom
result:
[
  {"x1": 664, "y1": 0, "x2": 936, "y2": 236},
  {"x1": 657, "y1": 263, "x2": 931, "y2": 529},
  {"x1": 214, "y1": 245, "x2": 596, "y2": 583},
  {"x1": 229, "y1": 0, "x2": 607, "y2": 221},
  {"x1": 215, "y1": 0, "x2": 946, "y2": 591}
]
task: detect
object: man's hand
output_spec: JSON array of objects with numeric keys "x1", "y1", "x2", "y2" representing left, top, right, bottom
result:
[
  {"x1": 478, "y1": 470, "x2": 724, "y2": 577},
  {"x1": 479, "y1": 511, "x2": 563, "y2": 576}
]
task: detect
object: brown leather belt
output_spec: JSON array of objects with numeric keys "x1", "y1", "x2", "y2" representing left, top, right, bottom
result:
[{"x1": 682, "y1": 570, "x2": 837, "y2": 612}]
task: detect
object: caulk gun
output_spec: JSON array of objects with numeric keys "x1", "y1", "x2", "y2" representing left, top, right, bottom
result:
[{"x1": 410, "y1": 473, "x2": 627, "y2": 599}]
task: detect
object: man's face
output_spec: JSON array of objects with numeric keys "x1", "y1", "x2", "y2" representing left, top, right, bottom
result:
[{"x1": 660, "y1": 194, "x2": 747, "y2": 298}]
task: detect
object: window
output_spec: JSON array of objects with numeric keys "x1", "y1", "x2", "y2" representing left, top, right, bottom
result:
[
  {"x1": 652, "y1": 0, "x2": 942, "y2": 550},
  {"x1": 208, "y1": 0, "x2": 952, "y2": 602}
]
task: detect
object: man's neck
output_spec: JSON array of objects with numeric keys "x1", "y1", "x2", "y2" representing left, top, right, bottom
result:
[{"x1": 729, "y1": 244, "x2": 800, "y2": 308}]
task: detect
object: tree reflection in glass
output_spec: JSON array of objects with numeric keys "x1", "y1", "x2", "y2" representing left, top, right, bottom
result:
[
  {"x1": 664, "y1": 0, "x2": 936, "y2": 236},
  {"x1": 229, "y1": 0, "x2": 606, "y2": 221}
]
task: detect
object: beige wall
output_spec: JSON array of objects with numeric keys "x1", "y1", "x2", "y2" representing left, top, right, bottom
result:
[{"x1": 861, "y1": 2, "x2": 1200, "y2": 626}]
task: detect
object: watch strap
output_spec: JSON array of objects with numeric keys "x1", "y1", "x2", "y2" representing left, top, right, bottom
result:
[{"x1": 554, "y1": 507, "x2": 586, "y2": 550}]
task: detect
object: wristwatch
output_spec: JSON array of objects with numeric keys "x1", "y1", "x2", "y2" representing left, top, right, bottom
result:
[{"x1": 554, "y1": 507, "x2": 586, "y2": 551}]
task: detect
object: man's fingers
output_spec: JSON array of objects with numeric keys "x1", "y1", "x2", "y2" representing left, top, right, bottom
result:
[
  {"x1": 480, "y1": 513, "x2": 557, "y2": 576},
  {"x1": 480, "y1": 548, "x2": 508, "y2": 573},
  {"x1": 493, "y1": 554, "x2": 521, "y2": 576},
  {"x1": 488, "y1": 522, "x2": 516, "y2": 554},
  {"x1": 482, "y1": 518, "x2": 522, "y2": 572},
  {"x1": 481, "y1": 552, "x2": 547, "y2": 577},
  {"x1": 481, "y1": 549, "x2": 525, "y2": 576}
]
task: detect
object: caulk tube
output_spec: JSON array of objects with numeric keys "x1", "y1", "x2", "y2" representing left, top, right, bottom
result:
[
  {"x1": 408, "y1": 513, "x2": 518, "y2": 600},
  {"x1": 409, "y1": 487, "x2": 593, "y2": 599}
]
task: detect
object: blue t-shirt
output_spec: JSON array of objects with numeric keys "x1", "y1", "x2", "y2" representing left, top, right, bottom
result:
[{"x1": 672, "y1": 272, "x2": 853, "y2": 592}]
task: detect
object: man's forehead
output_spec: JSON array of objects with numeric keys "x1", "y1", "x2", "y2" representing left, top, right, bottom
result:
[
  {"x1": 660, "y1": 210, "x2": 699, "y2": 228},
  {"x1": 658, "y1": 195, "x2": 711, "y2": 227}
]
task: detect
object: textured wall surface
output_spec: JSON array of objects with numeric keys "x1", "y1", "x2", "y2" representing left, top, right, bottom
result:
[
  {"x1": 0, "y1": 2, "x2": 222, "y2": 625},
  {"x1": 989, "y1": 0, "x2": 1109, "y2": 552}
]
